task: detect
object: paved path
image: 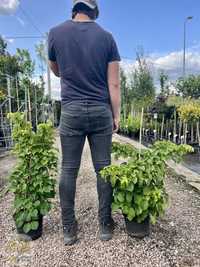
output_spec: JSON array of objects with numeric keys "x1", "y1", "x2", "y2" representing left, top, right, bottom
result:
[{"x1": 0, "y1": 135, "x2": 200, "y2": 267}]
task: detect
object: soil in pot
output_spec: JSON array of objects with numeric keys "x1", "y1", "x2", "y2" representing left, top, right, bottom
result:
[
  {"x1": 124, "y1": 216, "x2": 150, "y2": 238},
  {"x1": 16, "y1": 215, "x2": 43, "y2": 242}
]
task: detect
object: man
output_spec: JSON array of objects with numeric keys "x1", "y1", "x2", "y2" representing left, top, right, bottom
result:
[{"x1": 48, "y1": 0, "x2": 121, "y2": 246}]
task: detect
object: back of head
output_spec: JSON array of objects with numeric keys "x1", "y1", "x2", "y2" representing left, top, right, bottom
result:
[{"x1": 72, "y1": 0, "x2": 99, "y2": 20}]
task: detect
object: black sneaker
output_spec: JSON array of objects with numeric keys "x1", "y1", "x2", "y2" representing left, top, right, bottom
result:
[
  {"x1": 63, "y1": 221, "x2": 78, "y2": 246},
  {"x1": 99, "y1": 219, "x2": 115, "y2": 241}
]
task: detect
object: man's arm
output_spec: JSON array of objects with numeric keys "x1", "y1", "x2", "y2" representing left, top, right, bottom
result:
[
  {"x1": 49, "y1": 60, "x2": 60, "y2": 77},
  {"x1": 107, "y1": 61, "x2": 121, "y2": 133}
]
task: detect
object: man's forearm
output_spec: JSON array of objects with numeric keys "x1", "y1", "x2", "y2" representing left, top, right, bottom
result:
[
  {"x1": 107, "y1": 61, "x2": 121, "y2": 120},
  {"x1": 109, "y1": 84, "x2": 121, "y2": 120}
]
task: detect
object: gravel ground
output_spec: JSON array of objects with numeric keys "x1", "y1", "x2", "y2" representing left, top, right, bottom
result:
[
  {"x1": 0, "y1": 153, "x2": 16, "y2": 189},
  {"x1": 0, "y1": 136, "x2": 200, "y2": 267}
]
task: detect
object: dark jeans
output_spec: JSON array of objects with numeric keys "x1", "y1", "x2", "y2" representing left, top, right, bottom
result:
[{"x1": 59, "y1": 100, "x2": 113, "y2": 226}]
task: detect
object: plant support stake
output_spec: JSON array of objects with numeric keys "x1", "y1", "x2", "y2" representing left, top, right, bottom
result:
[{"x1": 139, "y1": 107, "x2": 144, "y2": 157}]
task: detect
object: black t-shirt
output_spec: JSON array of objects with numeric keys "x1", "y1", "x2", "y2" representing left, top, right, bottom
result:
[{"x1": 48, "y1": 20, "x2": 121, "y2": 104}]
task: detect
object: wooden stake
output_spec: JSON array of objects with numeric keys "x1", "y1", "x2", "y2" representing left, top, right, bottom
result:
[
  {"x1": 197, "y1": 121, "x2": 200, "y2": 146},
  {"x1": 139, "y1": 108, "x2": 144, "y2": 156},
  {"x1": 173, "y1": 109, "x2": 177, "y2": 143},
  {"x1": 161, "y1": 115, "x2": 164, "y2": 140}
]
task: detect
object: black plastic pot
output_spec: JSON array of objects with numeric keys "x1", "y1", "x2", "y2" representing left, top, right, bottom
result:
[
  {"x1": 124, "y1": 216, "x2": 150, "y2": 238},
  {"x1": 16, "y1": 215, "x2": 43, "y2": 241}
]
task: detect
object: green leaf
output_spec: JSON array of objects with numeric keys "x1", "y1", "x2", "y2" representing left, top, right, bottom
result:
[
  {"x1": 141, "y1": 200, "x2": 149, "y2": 211},
  {"x1": 126, "y1": 183, "x2": 134, "y2": 192},
  {"x1": 32, "y1": 209, "x2": 38, "y2": 218},
  {"x1": 23, "y1": 223, "x2": 31, "y2": 233},
  {"x1": 111, "y1": 202, "x2": 120, "y2": 212},
  {"x1": 16, "y1": 219, "x2": 24, "y2": 228},
  {"x1": 135, "y1": 207, "x2": 143, "y2": 216},
  {"x1": 122, "y1": 205, "x2": 129, "y2": 215},
  {"x1": 143, "y1": 187, "x2": 151, "y2": 195},
  {"x1": 34, "y1": 200, "x2": 40, "y2": 207},
  {"x1": 117, "y1": 192, "x2": 125, "y2": 203},
  {"x1": 134, "y1": 195, "x2": 143, "y2": 205},
  {"x1": 31, "y1": 221, "x2": 39, "y2": 230},
  {"x1": 126, "y1": 192, "x2": 133, "y2": 203},
  {"x1": 127, "y1": 208, "x2": 135, "y2": 221},
  {"x1": 26, "y1": 212, "x2": 32, "y2": 222},
  {"x1": 150, "y1": 214, "x2": 157, "y2": 225}
]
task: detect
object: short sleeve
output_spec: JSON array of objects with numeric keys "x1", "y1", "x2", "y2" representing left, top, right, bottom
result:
[
  {"x1": 108, "y1": 34, "x2": 121, "y2": 63},
  {"x1": 48, "y1": 30, "x2": 57, "y2": 62}
]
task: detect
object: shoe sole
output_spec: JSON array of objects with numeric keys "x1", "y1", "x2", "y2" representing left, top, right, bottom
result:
[
  {"x1": 64, "y1": 236, "x2": 77, "y2": 246},
  {"x1": 99, "y1": 234, "x2": 113, "y2": 241}
]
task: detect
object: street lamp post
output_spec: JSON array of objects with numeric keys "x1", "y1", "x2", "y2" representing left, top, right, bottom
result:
[{"x1": 183, "y1": 16, "x2": 193, "y2": 77}]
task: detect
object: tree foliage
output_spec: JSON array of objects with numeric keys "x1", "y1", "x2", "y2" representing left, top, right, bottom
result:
[
  {"x1": 130, "y1": 52, "x2": 155, "y2": 110},
  {"x1": 0, "y1": 36, "x2": 7, "y2": 56},
  {"x1": 159, "y1": 71, "x2": 169, "y2": 96},
  {"x1": 178, "y1": 99, "x2": 200, "y2": 122},
  {"x1": 176, "y1": 75, "x2": 200, "y2": 98}
]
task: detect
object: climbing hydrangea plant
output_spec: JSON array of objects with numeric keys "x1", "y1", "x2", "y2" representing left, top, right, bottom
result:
[
  {"x1": 8, "y1": 112, "x2": 58, "y2": 233},
  {"x1": 101, "y1": 141, "x2": 193, "y2": 224}
]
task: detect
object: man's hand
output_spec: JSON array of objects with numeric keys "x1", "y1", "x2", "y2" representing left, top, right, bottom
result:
[{"x1": 113, "y1": 117, "x2": 120, "y2": 133}]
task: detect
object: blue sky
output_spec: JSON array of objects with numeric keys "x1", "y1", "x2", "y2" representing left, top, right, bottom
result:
[
  {"x1": 1, "y1": 0, "x2": 200, "y2": 58},
  {"x1": 0, "y1": 0, "x2": 200, "y2": 97}
]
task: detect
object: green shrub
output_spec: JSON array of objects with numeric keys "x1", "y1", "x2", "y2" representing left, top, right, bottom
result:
[
  {"x1": 8, "y1": 112, "x2": 58, "y2": 233},
  {"x1": 120, "y1": 114, "x2": 141, "y2": 135},
  {"x1": 101, "y1": 141, "x2": 193, "y2": 224}
]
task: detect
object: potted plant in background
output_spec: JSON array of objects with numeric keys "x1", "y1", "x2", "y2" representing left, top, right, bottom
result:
[
  {"x1": 8, "y1": 112, "x2": 58, "y2": 241},
  {"x1": 101, "y1": 141, "x2": 193, "y2": 238}
]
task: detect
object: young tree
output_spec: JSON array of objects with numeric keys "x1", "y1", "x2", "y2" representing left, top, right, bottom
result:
[
  {"x1": 16, "y1": 49, "x2": 35, "y2": 121},
  {"x1": 35, "y1": 41, "x2": 47, "y2": 75},
  {"x1": 159, "y1": 71, "x2": 169, "y2": 96},
  {"x1": 130, "y1": 52, "x2": 155, "y2": 110}
]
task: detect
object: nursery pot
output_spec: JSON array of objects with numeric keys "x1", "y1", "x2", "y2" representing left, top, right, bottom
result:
[
  {"x1": 16, "y1": 215, "x2": 43, "y2": 241},
  {"x1": 124, "y1": 215, "x2": 150, "y2": 238}
]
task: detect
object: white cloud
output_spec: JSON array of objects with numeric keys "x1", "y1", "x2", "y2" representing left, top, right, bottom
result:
[
  {"x1": 7, "y1": 38, "x2": 14, "y2": 43},
  {"x1": 122, "y1": 47, "x2": 200, "y2": 82},
  {"x1": 0, "y1": 0, "x2": 19, "y2": 15}
]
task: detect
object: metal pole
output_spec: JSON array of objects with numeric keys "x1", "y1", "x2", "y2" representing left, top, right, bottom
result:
[
  {"x1": 45, "y1": 34, "x2": 52, "y2": 102},
  {"x1": 27, "y1": 86, "x2": 32, "y2": 124},
  {"x1": 15, "y1": 75, "x2": 20, "y2": 111},
  {"x1": 183, "y1": 20, "x2": 186, "y2": 77},
  {"x1": 139, "y1": 107, "x2": 144, "y2": 157},
  {"x1": 34, "y1": 86, "x2": 38, "y2": 127},
  {"x1": 24, "y1": 85, "x2": 28, "y2": 122},
  {"x1": 7, "y1": 77, "x2": 12, "y2": 114},
  {"x1": 183, "y1": 16, "x2": 193, "y2": 77},
  {"x1": 7, "y1": 77, "x2": 13, "y2": 147}
]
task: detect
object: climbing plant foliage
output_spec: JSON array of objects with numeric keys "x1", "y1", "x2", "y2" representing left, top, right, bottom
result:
[
  {"x1": 7, "y1": 112, "x2": 58, "y2": 234},
  {"x1": 101, "y1": 141, "x2": 193, "y2": 224}
]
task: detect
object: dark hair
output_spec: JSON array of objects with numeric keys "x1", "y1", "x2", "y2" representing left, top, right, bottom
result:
[{"x1": 72, "y1": 3, "x2": 99, "y2": 20}]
